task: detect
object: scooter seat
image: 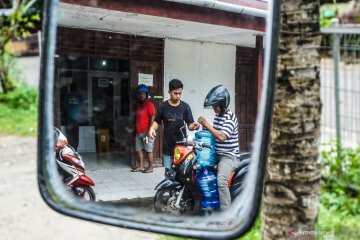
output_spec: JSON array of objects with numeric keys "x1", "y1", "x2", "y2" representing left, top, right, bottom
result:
[
  {"x1": 236, "y1": 152, "x2": 251, "y2": 172},
  {"x1": 230, "y1": 153, "x2": 251, "y2": 199}
]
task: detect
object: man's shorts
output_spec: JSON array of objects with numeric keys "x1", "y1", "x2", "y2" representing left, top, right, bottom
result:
[{"x1": 135, "y1": 132, "x2": 154, "y2": 152}]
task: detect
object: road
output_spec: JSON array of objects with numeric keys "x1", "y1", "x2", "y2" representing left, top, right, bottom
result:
[{"x1": 0, "y1": 135, "x2": 160, "y2": 240}]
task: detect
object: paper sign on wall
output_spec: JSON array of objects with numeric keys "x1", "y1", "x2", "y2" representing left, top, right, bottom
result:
[
  {"x1": 59, "y1": 77, "x2": 72, "y2": 87},
  {"x1": 98, "y1": 78, "x2": 109, "y2": 87},
  {"x1": 138, "y1": 73, "x2": 153, "y2": 86}
]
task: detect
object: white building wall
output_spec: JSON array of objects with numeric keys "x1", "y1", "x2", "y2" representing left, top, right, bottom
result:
[
  {"x1": 16, "y1": 56, "x2": 40, "y2": 87},
  {"x1": 164, "y1": 38, "x2": 236, "y2": 136}
]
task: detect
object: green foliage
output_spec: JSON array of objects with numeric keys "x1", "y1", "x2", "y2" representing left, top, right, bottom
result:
[
  {"x1": 320, "y1": 144, "x2": 360, "y2": 216},
  {"x1": 0, "y1": 85, "x2": 37, "y2": 136},
  {"x1": 0, "y1": 85, "x2": 37, "y2": 110},
  {"x1": 0, "y1": 1, "x2": 41, "y2": 45},
  {"x1": 241, "y1": 215, "x2": 261, "y2": 240},
  {"x1": 0, "y1": 52, "x2": 19, "y2": 92},
  {"x1": 0, "y1": 101, "x2": 37, "y2": 136},
  {"x1": 317, "y1": 204, "x2": 360, "y2": 240},
  {"x1": 0, "y1": 0, "x2": 41, "y2": 94}
]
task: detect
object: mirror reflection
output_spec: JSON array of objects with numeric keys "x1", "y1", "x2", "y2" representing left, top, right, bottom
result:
[{"x1": 53, "y1": 0, "x2": 267, "y2": 214}]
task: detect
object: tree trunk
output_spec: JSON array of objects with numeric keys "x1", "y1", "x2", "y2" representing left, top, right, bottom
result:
[
  {"x1": 0, "y1": 64, "x2": 9, "y2": 94},
  {"x1": 262, "y1": 1, "x2": 322, "y2": 239}
]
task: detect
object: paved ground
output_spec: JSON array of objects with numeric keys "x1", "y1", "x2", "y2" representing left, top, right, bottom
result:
[
  {"x1": 0, "y1": 135, "x2": 162, "y2": 240},
  {"x1": 82, "y1": 152, "x2": 165, "y2": 202}
]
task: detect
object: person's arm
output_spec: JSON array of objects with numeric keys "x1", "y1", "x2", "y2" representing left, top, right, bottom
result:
[
  {"x1": 147, "y1": 102, "x2": 156, "y2": 135},
  {"x1": 197, "y1": 116, "x2": 227, "y2": 142},
  {"x1": 148, "y1": 103, "x2": 161, "y2": 139},
  {"x1": 147, "y1": 115, "x2": 155, "y2": 134},
  {"x1": 148, "y1": 120, "x2": 159, "y2": 139},
  {"x1": 188, "y1": 122, "x2": 200, "y2": 131},
  {"x1": 185, "y1": 103, "x2": 200, "y2": 131},
  {"x1": 149, "y1": 115, "x2": 155, "y2": 128}
]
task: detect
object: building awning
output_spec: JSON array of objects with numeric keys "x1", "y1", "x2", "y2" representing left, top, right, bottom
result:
[{"x1": 58, "y1": 1, "x2": 266, "y2": 47}]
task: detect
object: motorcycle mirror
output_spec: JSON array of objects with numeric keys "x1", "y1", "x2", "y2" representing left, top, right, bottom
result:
[
  {"x1": 38, "y1": 0, "x2": 280, "y2": 239},
  {"x1": 179, "y1": 125, "x2": 186, "y2": 140}
]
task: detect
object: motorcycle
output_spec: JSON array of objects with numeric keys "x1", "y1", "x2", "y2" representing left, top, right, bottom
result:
[
  {"x1": 54, "y1": 127, "x2": 96, "y2": 202},
  {"x1": 154, "y1": 128, "x2": 250, "y2": 215}
]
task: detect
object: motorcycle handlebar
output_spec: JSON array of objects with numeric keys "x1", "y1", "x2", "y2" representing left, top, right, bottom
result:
[
  {"x1": 175, "y1": 140, "x2": 212, "y2": 149},
  {"x1": 201, "y1": 143, "x2": 212, "y2": 149}
]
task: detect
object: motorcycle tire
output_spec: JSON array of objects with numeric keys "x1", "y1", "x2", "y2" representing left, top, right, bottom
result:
[
  {"x1": 72, "y1": 185, "x2": 96, "y2": 202},
  {"x1": 154, "y1": 188, "x2": 195, "y2": 215},
  {"x1": 154, "y1": 188, "x2": 178, "y2": 214}
]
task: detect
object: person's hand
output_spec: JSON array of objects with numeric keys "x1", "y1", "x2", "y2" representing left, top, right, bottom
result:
[
  {"x1": 193, "y1": 122, "x2": 201, "y2": 130},
  {"x1": 197, "y1": 116, "x2": 208, "y2": 127},
  {"x1": 148, "y1": 128, "x2": 157, "y2": 139}
]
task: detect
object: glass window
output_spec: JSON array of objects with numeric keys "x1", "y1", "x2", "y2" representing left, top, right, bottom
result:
[
  {"x1": 59, "y1": 56, "x2": 88, "y2": 70},
  {"x1": 90, "y1": 58, "x2": 117, "y2": 72},
  {"x1": 59, "y1": 71, "x2": 88, "y2": 125}
]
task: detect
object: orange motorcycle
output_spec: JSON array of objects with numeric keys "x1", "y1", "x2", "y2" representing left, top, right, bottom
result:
[{"x1": 154, "y1": 129, "x2": 250, "y2": 215}]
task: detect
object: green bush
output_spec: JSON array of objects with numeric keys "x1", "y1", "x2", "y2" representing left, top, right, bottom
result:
[
  {"x1": 317, "y1": 204, "x2": 360, "y2": 240},
  {"x1": 320, "y1": 144, "x2": 360, "y2": 216},
  {"x1": 0, "y1": 85, "x2": 38, "y2": 110}
]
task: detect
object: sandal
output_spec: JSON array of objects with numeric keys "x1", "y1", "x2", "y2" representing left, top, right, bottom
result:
[
  {"x1": 131, "y1": 168, "x2": 144, "y2": 172},
  {"x1": 142, "y1": 168, "x2": 153, "y2": 173}
]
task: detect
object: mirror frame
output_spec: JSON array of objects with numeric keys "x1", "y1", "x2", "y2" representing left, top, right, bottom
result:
[{"x1": 37, "y1": 0, "x2": 280, "y2": 239}]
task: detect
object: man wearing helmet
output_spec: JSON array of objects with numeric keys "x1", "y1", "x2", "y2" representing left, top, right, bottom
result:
[
  {"x1": 148, "y1": 79, "x2": 200, "y2": 177},
  {"x1": 132, "y1": 84, "x2": 156, "y2": 173},
  {"x1": 198, "y1": 85, "x2": 240, "y2": 209}
]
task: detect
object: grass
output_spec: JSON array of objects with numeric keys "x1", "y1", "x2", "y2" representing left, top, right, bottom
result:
[
  {"x1": 241, "y1": 215, "x2": 261, "y2": 240},
  {"x1": 0, "y1": 102, "x2": 37, "y2": 136},
  {"x1": 317, "y1": 204, "x2": 360, "y2": 240}
]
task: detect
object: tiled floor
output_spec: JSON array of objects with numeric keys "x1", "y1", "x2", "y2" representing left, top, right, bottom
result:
[{"x1": 81, "y1": 151, "x2": 165, "y2": 202}]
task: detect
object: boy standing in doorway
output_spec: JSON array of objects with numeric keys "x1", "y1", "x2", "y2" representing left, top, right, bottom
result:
[
  {"x1": 148, "y1": 79, "x2": 200, "y2": 177},
  {"x1": 132, "y1": 84, "x2": 156, "y2": 173}
]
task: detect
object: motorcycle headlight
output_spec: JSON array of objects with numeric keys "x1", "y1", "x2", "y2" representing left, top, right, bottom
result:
[
  {"x1": 173, "y1": 147, "x2": 182, "y2": 165},
  {"x1": 186, "y1": 154, "x2": 194, "y2": 161}
]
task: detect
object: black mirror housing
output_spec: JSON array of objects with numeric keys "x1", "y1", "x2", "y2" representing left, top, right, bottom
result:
[{"x1": 37, "y1": 0, "x2": 280, "y2": 239}]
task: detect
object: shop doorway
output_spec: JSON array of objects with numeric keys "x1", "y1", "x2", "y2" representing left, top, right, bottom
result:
[
  {"x1": 130, "y1": 60, "x2": 163, "y2": 166},
  {"x1": 89, "y1": 71, "x2": 130, "y2": 153},
  {"x1": 235, "y1": 46, "x2": 258, "y2": 152}
]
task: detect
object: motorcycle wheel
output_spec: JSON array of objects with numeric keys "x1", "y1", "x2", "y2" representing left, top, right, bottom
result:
[
  {"x1": 154, "y1": 188, "x2": 195, "y2": 215},
  {"x1": 72, "y1": 185, "x2": 96, "y2": 202}
]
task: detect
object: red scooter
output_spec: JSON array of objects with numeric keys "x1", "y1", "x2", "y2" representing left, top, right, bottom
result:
[{"x1": 54, "y1": 127, "x2": 96, "y2": 202}]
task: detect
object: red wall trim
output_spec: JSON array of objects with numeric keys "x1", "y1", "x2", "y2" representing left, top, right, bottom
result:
[{"x1": 61, "y1": 0, "x2": 265, "y2": 32}]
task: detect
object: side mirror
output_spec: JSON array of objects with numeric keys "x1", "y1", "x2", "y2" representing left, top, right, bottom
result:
[{"x1": 38, "y1": 0, "x2": 280, "y2": 239}]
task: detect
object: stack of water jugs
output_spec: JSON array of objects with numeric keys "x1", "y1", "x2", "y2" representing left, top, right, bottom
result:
[{"x1": 194, "y1": 130, "x2": 220, "y2": 209}]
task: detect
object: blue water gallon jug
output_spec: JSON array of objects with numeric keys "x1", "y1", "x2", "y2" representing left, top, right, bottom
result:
[
  {"x1": 195, "y1": 130, "x2": 216, "y2": 167},
  {"x1": 195, "y1": 168, "x2": 220, "y2": 209}
]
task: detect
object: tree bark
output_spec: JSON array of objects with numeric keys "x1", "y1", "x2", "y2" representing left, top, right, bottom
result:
[{"x1": 262, "y1": 1, "x2": 322, "y2": 239}]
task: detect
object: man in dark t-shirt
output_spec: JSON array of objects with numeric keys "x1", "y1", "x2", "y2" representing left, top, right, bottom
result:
[{"x1": 148, "y1": 79, "x2": 200, "y2": 176}]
